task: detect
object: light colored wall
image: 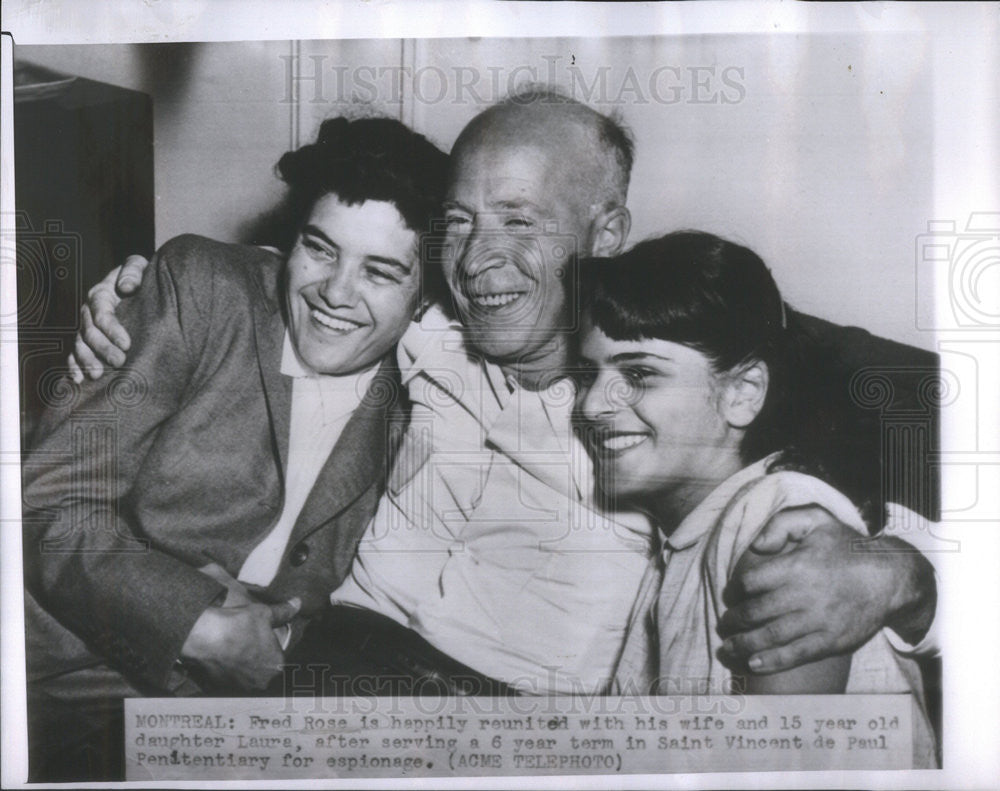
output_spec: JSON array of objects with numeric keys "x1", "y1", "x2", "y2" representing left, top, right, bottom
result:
[
  {"x1": 19, "y1": 42, "x2": 295, "y2": 245},
  {"x1": 18, "y1": 34, "x2": 935, "y2": 350}
]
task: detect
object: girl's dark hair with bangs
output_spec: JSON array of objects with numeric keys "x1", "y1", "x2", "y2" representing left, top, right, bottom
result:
[
  {"x1": 275, "y1": 116, "x2": 450, "y2": 306},
  {"x1": 581, "y1": 230, "x2": 790, "y2": 466},
  {"x1": 579, "y1": 230, "x2": 885, "y2": 531},
  {"x1": 584, "y1": 231, "x2": 785, "y2": 371}
]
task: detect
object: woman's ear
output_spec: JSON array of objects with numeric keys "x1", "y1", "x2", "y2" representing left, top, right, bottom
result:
[
  {"x1": 588, "y1": 204, "x2": 632, "y2": 258},
  {"x1": 722, "y1": 360, "x2": 769, "y2": 428}
]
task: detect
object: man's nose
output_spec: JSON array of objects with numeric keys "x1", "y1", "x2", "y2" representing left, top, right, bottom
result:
[
  {"x1": 452, "y1": 215, "x2": 527, "y2": 274},
  {"x1": 454, "y1": 227, "x2": 501, "y2": 272},
  {"x1": 319, "y1": 263, "x2": 359, "y2": 305}
]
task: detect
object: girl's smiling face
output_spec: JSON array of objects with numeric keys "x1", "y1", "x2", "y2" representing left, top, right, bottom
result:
[{"x1": 575, "y1": 321, "x2": 759, "y2": 517}]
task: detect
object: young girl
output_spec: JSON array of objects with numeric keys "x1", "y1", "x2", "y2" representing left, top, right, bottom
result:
[{"x1": 574, "y1": 231, "x2": 936, "y2": 766}]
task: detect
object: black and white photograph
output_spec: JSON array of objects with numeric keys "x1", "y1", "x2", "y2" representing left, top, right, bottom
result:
[{"x1": 2, "y1": 2, "x2": 999, "y2": 788}]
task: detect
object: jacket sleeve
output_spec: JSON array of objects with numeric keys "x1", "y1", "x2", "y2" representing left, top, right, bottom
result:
[
  {"x1": 22, "y1": 235, "x2": 227, "y2": 688},
  {"x1": 778, "y1": 311, "x2": 942, "y2": 657},
  {"x1": 785, "y1": 308, "x2": 941, "y2": 524}
]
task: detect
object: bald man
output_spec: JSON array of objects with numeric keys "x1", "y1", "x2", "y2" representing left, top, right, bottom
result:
[
  {"x1": 69, "y1": 88, "x2": 939, "y2": 694},
  {"x1": 312, "y1": 93, "x2": 652, "y2": 693}
]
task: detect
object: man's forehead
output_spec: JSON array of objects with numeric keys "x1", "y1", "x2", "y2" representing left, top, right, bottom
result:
[{"x1": 447, "y1": 140, "x2": 571, "y2": 198}]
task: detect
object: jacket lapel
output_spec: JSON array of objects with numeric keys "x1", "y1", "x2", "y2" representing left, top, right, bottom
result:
[
  {"x1": 289, "y1": 356, "x2": 406, "y2": 540},
  {"x1": 250, "y1": 264, "x2": 292, "y2": 480}
]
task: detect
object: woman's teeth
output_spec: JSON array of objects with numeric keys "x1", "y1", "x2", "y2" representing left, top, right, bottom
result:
[
  {"x1": 602, "y1": 434, "x2": 648, "y2": 451},
  {"x1": 311, "y1": 308, "x2": 363, "y2": 332},
  {"x1": 472, "y1": 292, "x2": 523, "y2": 308}
]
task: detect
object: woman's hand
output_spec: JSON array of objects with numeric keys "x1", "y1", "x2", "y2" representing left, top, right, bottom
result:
[
  {"x1": 68, "y1": 255, "x2": 151, "y2": 382},
  {"x1": 180, "y1": 597, "x2": 301, "y2": 691}
]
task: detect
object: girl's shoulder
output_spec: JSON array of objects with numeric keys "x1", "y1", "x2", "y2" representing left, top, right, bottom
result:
[{"x1": 705, "y1": 461, "x2": 868, "y2": 581}]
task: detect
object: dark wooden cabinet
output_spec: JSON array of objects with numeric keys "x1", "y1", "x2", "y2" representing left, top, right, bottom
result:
[{"x1": 14, "y1": 68, "x2": 154, "y2": 439}]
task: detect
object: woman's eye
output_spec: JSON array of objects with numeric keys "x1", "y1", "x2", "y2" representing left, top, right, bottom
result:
[{"x1": 302, "y1": 238, "x2": 333, "y2": 258}]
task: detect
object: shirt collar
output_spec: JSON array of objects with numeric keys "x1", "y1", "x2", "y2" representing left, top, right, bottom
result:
[
  {"x1": 280, "y1": 332, "x2": 313, "y2": 378},
  {"x1": 397, "y1": 304, "x2": 460, "y2": 386},
  {"x1": 395, "y1": 305, "x2": 514, "y2": 417},
  {"x1": 661, "y1": 455, "x2": 778, "y2": 553}
]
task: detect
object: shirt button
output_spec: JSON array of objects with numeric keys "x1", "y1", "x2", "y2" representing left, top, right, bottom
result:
[{"x1": 289, "y1": 542, "x2": 309, "y2": 567}]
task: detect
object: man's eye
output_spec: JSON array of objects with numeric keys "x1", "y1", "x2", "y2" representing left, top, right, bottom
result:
[
  {"x1": 504, "y1": 216, "x2": 533, "y2": 229},
  {"x1": 573, "y1": 367, "x2": 597, "y2": 388},
  {"x1": 366, "y1": 266, "x2": 402, "y2": 284}
]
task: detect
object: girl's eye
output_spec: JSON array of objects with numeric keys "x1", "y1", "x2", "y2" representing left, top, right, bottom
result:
[
  {"x1": 622, "y1": 366, "x2": 656, "y2": 387},
  {"x1": 445, "y1": 214, "x2": 470, "y2": 228}
]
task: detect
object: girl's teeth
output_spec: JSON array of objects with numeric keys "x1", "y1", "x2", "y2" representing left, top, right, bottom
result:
[
  {"x1": 311, "y1": 309, "x2": 362, "y2": 331},
  {"x1": 472, "y1": 292, "x2": 522, "y2": 307},
  {"x1": 602, "y1": 434, "x2": 647, "y2": 451}
]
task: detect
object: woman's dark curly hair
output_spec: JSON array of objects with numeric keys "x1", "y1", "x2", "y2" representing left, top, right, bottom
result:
[
  {"x1": 275, "y1": 116, "x2": 450, "y2": 304},
  {"x1": 580, "y1": 230, "x2": 885, "y2": 531}
]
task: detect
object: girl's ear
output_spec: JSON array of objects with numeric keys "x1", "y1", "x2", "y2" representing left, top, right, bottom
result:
[{"x1": 722, "y1": 360, "x2": 769, "y2": 428}]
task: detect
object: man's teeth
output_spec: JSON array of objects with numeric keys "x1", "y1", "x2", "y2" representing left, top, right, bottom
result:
[
  {"x1": 471, "y1": 292, "x2": 523, "y2": 307},
  {"x1": 311, "y1": 308, "x2": 363, "y2": 331},
  {"x1": 602, "y1": 434, "x2": 648, "y2": 451}
]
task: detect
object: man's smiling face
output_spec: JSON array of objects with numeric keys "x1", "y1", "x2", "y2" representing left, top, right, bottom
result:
[{"x1": 441, "y1": 140, "x2": 591, "y2": 368}]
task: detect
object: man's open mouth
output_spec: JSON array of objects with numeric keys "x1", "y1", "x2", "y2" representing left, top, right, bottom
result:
[
  {"x1": 309, "y1": 307, "x2": 366, "y2": 332},
  {"x1": 469, "y1": 291, "x2": 528, "y2": 309}
]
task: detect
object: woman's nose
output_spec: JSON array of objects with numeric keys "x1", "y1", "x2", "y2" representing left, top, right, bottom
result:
[{"x1": 319, "y1": 264, "x2": 358, "y2": 305}]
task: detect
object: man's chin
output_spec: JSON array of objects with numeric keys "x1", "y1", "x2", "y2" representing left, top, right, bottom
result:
[{"x1": 460, "y1": 327, "x2": 536, "y2": 361}]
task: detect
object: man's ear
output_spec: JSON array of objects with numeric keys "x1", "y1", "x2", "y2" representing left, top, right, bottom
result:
[
  {"x1": 587, "y1": 204, "x2": 631, "y2": 257},
  {"x1": 413, "y1": 296, "x2": 435, "y2": 322},
  {"x1": 722, "y1": 360, "x2": 769, "y2": 428}
]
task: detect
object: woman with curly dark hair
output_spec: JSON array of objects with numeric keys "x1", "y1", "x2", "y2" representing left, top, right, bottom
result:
[{"x1": 22, "y1": 117, "x2": 448, "y2": 780}]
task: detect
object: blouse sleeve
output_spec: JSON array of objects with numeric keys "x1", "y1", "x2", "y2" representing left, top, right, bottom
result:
[{"x1": 702, "y1": 470, "x2": 870, "y2": 615}]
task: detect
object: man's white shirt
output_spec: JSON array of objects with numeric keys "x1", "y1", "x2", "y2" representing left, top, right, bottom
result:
[
  {"x1": 332, "y1": 305, "x2": 942, "y2": 691},
  {"x1": 332, "y1": 306, "x2": 654, "y2": 693}
]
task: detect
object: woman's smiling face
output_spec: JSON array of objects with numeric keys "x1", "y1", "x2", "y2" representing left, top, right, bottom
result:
[
  {"x1": 574, "y1": 321, "x2": 745, "y2": 511},
  {"x1": 285, "y1": 194, "x2": 421, "y2": 375}
]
